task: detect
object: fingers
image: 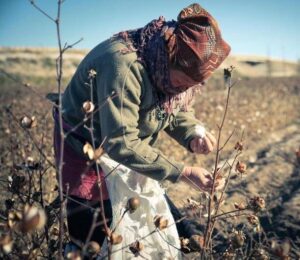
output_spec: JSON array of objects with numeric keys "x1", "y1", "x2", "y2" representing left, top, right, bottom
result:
[
  {"x1": 190, "y1": 138, "x2": 200, "y2": 153},
  {"x1": 203, "y1": 136, "x2": 214, "y2": 154},
  {"x1": 190, "y1": 131, "x2": 217, "y2": 154},
  {"x1": 190, "y1": 138, "x2": 205, "y2": 154},
  {"x1": 190, "y1": 137, "x2": 210, "y2": 154},
  {"x1": 206, "y1": 132, "x2": 217, "y2": 148},
  {"x1": 203, "y1": 172, "x2": 213, "y2": 181},
  {"x1": 201, "y1": 171, "x2": 225, "y2": 192},
  {"x1": 215, "y1": 177, "x2": 226, "y2": 191},
  {"x1": 196, "y1": 138, "x2": 205, "y2": 153},
  {"x1": 182, "y1": 167, "x2": 225, "y2": 193}
]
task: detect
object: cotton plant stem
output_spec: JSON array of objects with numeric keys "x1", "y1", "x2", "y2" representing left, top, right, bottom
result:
[
  {"x1": 218, "y1": 128, "x2": 236, "y2": 152},
  {"x1": 27, "y1": 2, "x2": 83, "y2": 258},
  {"x1": 214, "y1": 212, "x2": 249, "y2": 221},
  {"x1": 39, "y1": 157, "x2": 50, "y2": 243},
  {"x1": 206, "y1": 150, "x2": 242, "y2": 246},
  {"x1": 111, "y1": 209, "x2": 128, "y2": 233},
  {"x1": 211, "y1": 151, "x2": 241, "y2": 219},
  {"x1": 212, "y1": 208, "x2": 247, "y2": 220},
  {"x1": 202, "y1": 84, "x2": 232, "y2": 257},
  {"x1": 29, "y1": 0, "x2": 56, "y2": 22},
  {"x1": 52, "y1": 0, "x2": 66, "y2": 258},
  {"x1": 157, "y1": 229, "x2": 183, "y2": 252},
  {"x1": 64, "y1": 92, "x2": 119, "y2": 138},
  {"x1": 81, "y1": 209, "x2": 100, "y2": 257},
  {"x1": 87, "y1": 77, "x2": 112, "y2": 259}
]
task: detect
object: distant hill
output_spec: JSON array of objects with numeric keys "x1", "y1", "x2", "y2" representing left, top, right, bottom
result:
[{"x1": 0, "y1": 47, "x2": 299, "y2": 78}]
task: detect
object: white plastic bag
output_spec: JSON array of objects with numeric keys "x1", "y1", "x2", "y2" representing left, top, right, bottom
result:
[{"x1": 99, "y1": 154, "x2": 182, "y2": 260}]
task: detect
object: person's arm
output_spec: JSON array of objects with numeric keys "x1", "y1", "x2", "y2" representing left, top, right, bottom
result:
[
  {"x1": 97, "y1": 57, "x2": 184, "y2": 183},
  {"x1": 164, "y1": 104, "x2": 206, "y2": 152}
]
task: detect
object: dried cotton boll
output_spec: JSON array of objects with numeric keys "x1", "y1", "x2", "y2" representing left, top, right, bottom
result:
[
  {"x1": 66, "y1": 251, "x2": 82, "y2": 260},
  {"x1": 154, "y1": 215, "x2": 168, "y2": 230},
  {"x1": 234, "y1": 141, "x2": 244, "y2": 151},
  {"x1": 247, "y1": 214, "x2": 260, "y2": 227},
  {"x1": 88, "y1": 69, "x2": 97, "y2": 79},
  {"x1": 189, "y1": 235, "x2": 204, "y2": 251},
  {"x1": 231, "y1": 230, "x2": 245, "y2": 249},
  {"x1": 248, "y1": 196, "x2": 266, "y2": 212},
  {"x1": 236, "y1": 161, "x2": 247, "y2": 174},
  {"x1": 180, "y1": 237, "x2": 190, "y2": 250},
  {"x1": 20, "y1": 204, "x2": 46, "y2": 233},
  {"x1": 126, "y1": 197, "x2": 140, "y2": 213},
  {"x1": 234, "y1": 202, "x2": 247, "y2": 210},
  {"x1": 82, "y1": 101, "x2": 95, "y2": 114},
  {"x1": 86, "y1": 241, "x2": 101, "y2": 257},
  {"x1": 0, "y1": 234, "x2": 13, "y2": 254},
  {"x1": 93, "y1": 146, "x2": 104, "y2": 160},
  {"x1": 7, "y1": 211, "x2": 22, "y2": 229},
  {"x1": 110, "y1": 232, "x2": 123, "y2": 245},
  {"x1": 20, "y1": 116, "x2": 32, "y2": 128},
  {"x1": 20, "y1": 116, "x2": 37, "y2": 129},
  {"x1": 223, "y1": 66, "x2": 235, "y2": 86},
  {"x1": 271, "y1": 239, "x2": 291, "y2": 259},
  {"x1": 186, "y1": 198, "x2": 202, "y2": 210},
  {"x1": 83, "y1": 142, "x2": 94, "y2": 160},
  {"x1": 83, "y1": 143, "x2": 104, "y2": 160},
  {"x1": 129, "y1": 240, "x2": 144, "y2": 257},
  {"x1": 51, "y1": 226, "x2": 59, "y2": 236},
  {"x1": 30, "y1": 116, "x2": 38, "y2": 128},
  {"x1": 26, "y1": 156, "x2": 34, "y2": 163},
  {"x1": 222, "y1": 249, "x2": 236, "y2": 260},
  {"x1": 180, "y1": 237, "x2": 193, "y2": 253},
  {"x1": 250, "y1": 248, "x2": 269, "y2": 260}
]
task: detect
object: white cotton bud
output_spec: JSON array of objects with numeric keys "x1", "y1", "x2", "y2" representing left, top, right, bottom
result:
[{"x1": 194, "y1": 125, "x2": 206, "y2": 138}]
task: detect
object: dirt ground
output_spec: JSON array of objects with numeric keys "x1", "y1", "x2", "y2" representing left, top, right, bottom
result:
[{"x1": 0, "y1": 72, "x2": 299, "y2": 258}]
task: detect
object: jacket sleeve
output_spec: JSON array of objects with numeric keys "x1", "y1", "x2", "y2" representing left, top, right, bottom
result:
[
  {"x1": 97, "y1": 58, "x2": 184, "y2": 183},
  {"x1": 164, "y1": 104, "x2": 205, "y2": 152}
]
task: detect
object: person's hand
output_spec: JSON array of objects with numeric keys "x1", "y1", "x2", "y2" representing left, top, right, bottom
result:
[
  {"x1": 190, "y1": 132, "x2": 216, "y2": 154},
  {"x1": 179, "y1": 166, "x2": 225, "y2": 192}
]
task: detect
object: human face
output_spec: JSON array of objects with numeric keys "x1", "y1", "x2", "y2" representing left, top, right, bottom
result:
[{"x1": 169, "y1": 67, "x2": 202, "y2": 91}]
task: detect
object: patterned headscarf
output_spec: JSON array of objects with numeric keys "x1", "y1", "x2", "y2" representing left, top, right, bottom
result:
[{"x1": 117, "y1": 3, "x2": 230, "y2": 113}]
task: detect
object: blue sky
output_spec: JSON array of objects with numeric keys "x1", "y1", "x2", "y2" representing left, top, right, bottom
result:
[{"x1": 1, "y1": 0, "x2": 300, "y2": 61}]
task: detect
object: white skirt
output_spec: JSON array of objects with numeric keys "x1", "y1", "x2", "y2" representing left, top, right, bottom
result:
[{"x1": 99, "y1": 154, "x2": 182, "y2": 260}]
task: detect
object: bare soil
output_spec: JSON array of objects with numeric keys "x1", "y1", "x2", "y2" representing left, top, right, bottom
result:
[{"x1": 0, "y1": 56, "x2": 300, "y2": 258}]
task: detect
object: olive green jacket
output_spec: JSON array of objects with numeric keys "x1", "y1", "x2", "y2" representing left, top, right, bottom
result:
[{"x1": 62, "y1": 37, "x2": 203, "y2": 183}]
